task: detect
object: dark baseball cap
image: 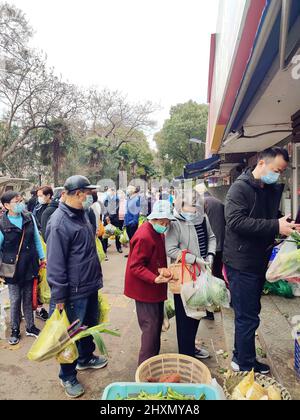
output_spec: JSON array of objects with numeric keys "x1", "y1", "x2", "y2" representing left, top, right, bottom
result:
[{"x1": 64, "y1": 175, "x2": 98, "y2": 192}]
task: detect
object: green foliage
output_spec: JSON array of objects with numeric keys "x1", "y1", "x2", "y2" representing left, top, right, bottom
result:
[{"x1": 155, "y1": 101, "x2": 208, "y2": 178}]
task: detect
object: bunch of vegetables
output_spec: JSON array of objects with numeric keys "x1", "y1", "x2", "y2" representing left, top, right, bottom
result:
[
  {"x1": 28, "y1": 308, "x2": 120, "y2": 363},
  {"x1": 103, "y1": 224, "x2": 122, "y2": 239},
  {"x1": 165, "y1": 299, "x2": 175, "y2": 319},
  {"x1": 117, "y1": 388, "x2": 206, "y2": 401}
]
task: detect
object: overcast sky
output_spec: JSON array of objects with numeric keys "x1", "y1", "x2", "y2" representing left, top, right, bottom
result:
[{"x1": 8, "y1": 0, "x2": 219, "y2": 143}]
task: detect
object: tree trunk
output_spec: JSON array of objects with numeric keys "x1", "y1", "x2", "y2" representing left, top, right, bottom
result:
[{"x1": 52, "y1": 133, "x2": 61, "y2": 187}]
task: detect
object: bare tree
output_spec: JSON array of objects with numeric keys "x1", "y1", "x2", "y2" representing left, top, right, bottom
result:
[{"x1": 86, "y1": 88, "x2": 158, "y2": 152}]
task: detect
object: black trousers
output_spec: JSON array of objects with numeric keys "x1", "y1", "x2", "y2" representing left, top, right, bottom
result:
[
  {"x1": 126, "y1": 224, "x2": 138, "y2": 240},
  {"x1": 225, "y1": 264, "x2": 265, "y2": 370},
  {"x1": 174, "y1": 294, "x2": 200, "y2": 357}
]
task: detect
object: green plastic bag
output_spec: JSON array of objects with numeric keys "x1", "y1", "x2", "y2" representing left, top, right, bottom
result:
[
  {"x1": 96, "y1": 237, "x2": 106, "y2": 263},
  {"x1": 119, "y1": 228, "x2": 129, "y2": 245},
  {"x1": 263, "y1": 280, "x2": 294, "y2": 299}
]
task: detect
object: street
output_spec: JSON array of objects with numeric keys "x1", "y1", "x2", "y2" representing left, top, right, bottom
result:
[{"x1": 0, "y1": 243, "x2": 228, "y2": 400}]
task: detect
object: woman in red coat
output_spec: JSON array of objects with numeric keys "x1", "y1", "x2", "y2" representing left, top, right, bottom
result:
[{"x1": 124, "y1": 200, "x2": 176, "y2": 365}]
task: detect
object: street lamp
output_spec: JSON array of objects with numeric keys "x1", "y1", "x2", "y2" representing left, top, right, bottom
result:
[{"x1": 189, "y1": 138, "x2": 206, "y2": 145}]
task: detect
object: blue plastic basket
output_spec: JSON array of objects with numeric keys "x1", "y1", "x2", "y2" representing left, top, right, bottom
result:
[
  {"x1": 102, "y1": 382, "x2": 220, "y2": 400},
  {"x1": 295, "y1": 338, "x2": 300, "y2": 377}
]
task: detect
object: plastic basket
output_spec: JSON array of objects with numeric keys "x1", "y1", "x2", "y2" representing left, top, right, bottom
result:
[
  {"x1": 102, "y1": 382, "x2": 220, "y2": 400},
  {"x1": 135, "y1": 353, "x2": 212, "y2": 384},
  {"x1": 295, "y1": 338, "x2": 300, "y2": 377}
]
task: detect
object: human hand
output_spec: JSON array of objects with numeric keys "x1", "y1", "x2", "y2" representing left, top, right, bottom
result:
[
  {"x1": 154, "y1": 274, "x2": 172, "y2": 284},
  {"x1": 279, "y1": 215, "x2": 300, "y2": 237},
  {"x1": 205, "y1": 254, "x2": 214, "y2": 269},
  {"x1": 56, "y1": 303, "x2": 65, "y2": 311},
  {"x1": 158, "y1": 268, "x2": 173, "y2": 280},
  {"x1": 40, "y1": 259, "x2": 47, "y2": 269}
]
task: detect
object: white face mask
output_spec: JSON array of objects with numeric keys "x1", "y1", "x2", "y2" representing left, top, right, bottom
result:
[{"x1": 38, "y1": 196, "x2": 46, "y2": 205}]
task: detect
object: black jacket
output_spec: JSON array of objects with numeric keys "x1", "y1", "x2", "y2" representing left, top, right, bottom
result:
[
  {"x1": 223, "y1": 169, "x2": 284, "y2": 274},
  {"x1": 0, "y1": 211, "x2": 39, "y2": 284},
  {"x1": 45, "y1": 203, "x2": 103, "y2": 304},
  {"x1": 33, "y1": 203, "x2": 49, "y2": 228},
  {"x1": 41, "y1": 199, "x2": 59, "y2": 240}
]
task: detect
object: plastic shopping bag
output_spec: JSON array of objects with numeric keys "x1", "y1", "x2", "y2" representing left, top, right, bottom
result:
[
  {"x1": 181, "y1": 268, "x2": 230, "y2": 320},
  {"x1": 180, "y1": 270, "x2": 210, "y2": 320},
  {"x1": 98, "y1": 291, "x2": 110, "y2": 324},
  {"x1": 162, "y1": 305, "x2": 170, "y2": 332},
  {"x1": 263, "y1": 280, "x2": 294, "y2": 298},
  {"x1": 266, "y1": 236, "x2": 300, "y2": 283},
  {"x1": 27, "y1": 309, "x2": 78, "y2": 363},
  {"x1": 119, "y1": 228, "x2": 130, "y2": 245},
  {"x1": 38, "y1": 235, "x2": 51, "y2": 304},
  {"x1": 96, "y1": 237, "x2": 106, "y2": 263},
  {"x1": 38, "y1": 267, "x2": 51, "y2": 304}
]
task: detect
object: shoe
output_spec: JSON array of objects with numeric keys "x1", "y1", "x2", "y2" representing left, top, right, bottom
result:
[
  {"x1": 124, "y1": 255, "x2": 129, "y2": 258},
  {"x1": 60, "y1": 379, "x2": 85, "y2": 398},
  {"x1": 36, "y1": 307, "x2": 49, "y2": 321},
  {"x1": 231, "y1": 360, "x2": 270, "y2": 374},
  {"x1": 26, "y1": 325, "x2": 40, "y2": 338},
  {"x1": 76, "y1": 355, "x2": 108, "y2": 371},
  {"x1": 117, "y1": 248, "x2": 123, "y2": 254},
  {"x1": 195, "y1": 348, "x2": 210, "y2": 359},
  {"x1": 9, "y1": 329, "x2": 20, "y2": 345}
]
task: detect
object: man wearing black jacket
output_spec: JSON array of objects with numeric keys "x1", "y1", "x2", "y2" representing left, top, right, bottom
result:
[
  {"x1": 223, "y1": 147, "x2": 300, "y2": 374},
  {"x1": 46, "y1": 175, "x2": 107, "y2": 398}
]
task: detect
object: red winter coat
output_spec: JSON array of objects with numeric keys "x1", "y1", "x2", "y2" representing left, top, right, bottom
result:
[{"x1": 124, "y1": 222, "x2": 168, "y2": 303}]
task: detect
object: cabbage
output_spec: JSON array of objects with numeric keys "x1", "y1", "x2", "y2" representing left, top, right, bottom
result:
[
  {"x1": 187, "y1": 290, "x2": 208, "y2": 308},
  {"x1": 209, "y1": 277, "x2": 229, "y2": 306}
]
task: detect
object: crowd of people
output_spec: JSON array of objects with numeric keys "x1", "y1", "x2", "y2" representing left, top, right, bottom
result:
[{"x1": 1, "y1": 146, "x2": 299, "y2": 398}]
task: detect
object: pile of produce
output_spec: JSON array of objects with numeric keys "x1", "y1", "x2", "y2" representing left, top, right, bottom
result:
[
  {"x1": 231, "y1": 370, "x2": 282, "y2": 400},
  {"x1": 117, "y1": 387, "x2": 206, "y2": 400},
  {"x1": 147, "y1": 372, "x2": 181, "y2": 383}
]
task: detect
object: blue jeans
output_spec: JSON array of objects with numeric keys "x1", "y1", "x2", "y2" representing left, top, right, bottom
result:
[
  {"x1": 225, "y1": 265, "x2": 265, "y2": 370},
  {"x1": 49, "y1": 292, "x2": 99, "y2": 382}
]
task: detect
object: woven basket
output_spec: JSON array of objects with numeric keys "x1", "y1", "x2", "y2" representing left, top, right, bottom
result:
[
  {"x1": 223, "y1": 371, "x2": 292, "y2": 400},
  {"x1": 135, "y1": 353, "x2": 212, "y2": 384}
]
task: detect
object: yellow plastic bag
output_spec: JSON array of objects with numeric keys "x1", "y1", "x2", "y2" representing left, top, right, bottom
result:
[
  {"x1": 38, "y1": 236, "x2": 51, "y2": 304},
  {"x1": 98, "y1": 291, "x2": 110, "y2": 324},
  {"x1": 27, "y1": 309, "x2": 78, "y2": 363},
  {"x1": 96, "y1": 237, "x2": 106, "y2": 263},
  {"x1": 38, "y1": 267, "x2": 51, "y2": 304}
]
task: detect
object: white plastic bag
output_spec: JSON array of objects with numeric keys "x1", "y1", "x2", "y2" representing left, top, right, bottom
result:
[
  {"x1": 292, "y1": 283, "x2": 300, "y2": 297},
  {"x1": 266, "y1": 236, "x2": 300, "y2": 283},
  {"x1": 180, "y1": 271, "x2": 211, "y2": 320},
  {"x1": 181, "y1": 268, "x2": 230, "y2": 320}
]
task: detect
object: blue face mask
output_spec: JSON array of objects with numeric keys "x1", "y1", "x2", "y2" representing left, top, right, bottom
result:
[
  {"x1": 261, "y1": 171, "x2": 280, "y2": 185},
  {"x1": 152, "y1": 224, "x2": 168, "y2": 234},
  {"x1": 12, "y1": 202, "x2": 26, "y2": 214},
  {"x1": 83, "y1": 195, "x2": 94, "y2": 210},
  {"x1": 181, "y1": 212, "x2": 197, "y2": 222}
]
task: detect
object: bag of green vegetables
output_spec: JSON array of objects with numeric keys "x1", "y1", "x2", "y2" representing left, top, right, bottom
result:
[
  {"x1": 266, "y1": 232, "x2": 300, "y2": 283},
  {"x1": 180, "y1": 268, "x2": 230, "y2": 320}
]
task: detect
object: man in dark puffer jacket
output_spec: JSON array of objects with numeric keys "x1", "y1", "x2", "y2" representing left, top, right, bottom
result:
[
  {"x1": 223, "y1": 147, "x2": 300, "y2": 375},
  {"x1": 46, "y1": 175, "x2": 107, "y2": 399}
]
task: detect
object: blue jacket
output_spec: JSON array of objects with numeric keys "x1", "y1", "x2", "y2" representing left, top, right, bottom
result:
[
  {"x1": 45, "y1": 203, "x2": 103, "y2": 304},
  {"x1": 125, "y1": 195, "x2": 141, "y2": 227}
]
